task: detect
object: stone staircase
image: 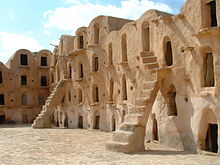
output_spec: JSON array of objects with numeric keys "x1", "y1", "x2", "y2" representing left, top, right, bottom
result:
[
  {"x1": 106, "y1": 51, "x2": 159, "y2": 153},
  {"x1": 32, "y1": 79, "x2": 67, "y2": 128}
]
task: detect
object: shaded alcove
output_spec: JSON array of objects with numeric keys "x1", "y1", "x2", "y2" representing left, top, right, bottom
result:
[
  {"x1": 152, "y1": 114, "x2": 159, "y2": 141},
  {"x1": 122, "y1": 75, "x2": 127, "y2": 101},
  {"x1": 167, "y1": 85, "x2": 177, "y2": 116},
  {"x1": 202, "y1": 48, "x2": 215, "y2": 87},
  {"x1": 121, "y1": 34, "x2": 128, "y2": 62},
  {"x1": 78, "y1": 116, "x2": 83, "y2": 129},
  {"x1": 207, "y1": 0, "x2": 217, "y2": 27},
  {"x1": 93, "y1": 115, "x2": 100, "y2": 129},
  {"x1": 205, "y1": 124, "x2": 218, "y2": 153},
  {"x1": 109, "y1": 78, "x2": 114, "y2": 101},
  {"x1": 112, "y1": 115, "x2": 116, "y2": 131},
  {"x1": 164, "y1": 37, "x2": 173, "y2": 66},
  {"x1": 93, "y1": 84, "x2": 99, "y2": 102},
  {"x1": 142, "y1": 21, "x2": 150, "y2": 51},
  {"x1": 0, "y1": 112, "x2": 5, "y2": 124},
  {"x1": 108, "y1": 43, "x2": 113, "y2": 65}
]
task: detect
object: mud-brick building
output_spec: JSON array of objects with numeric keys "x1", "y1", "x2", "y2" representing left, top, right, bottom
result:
[
  {"x1": 1, "y1": 0, "x2": 216, "y2": 155},
  {"x1": 0, "y1": 49, "x2": 52, "y2": 123}
]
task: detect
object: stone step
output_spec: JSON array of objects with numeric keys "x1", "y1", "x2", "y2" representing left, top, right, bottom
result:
[
  {"x1": 124, "y1": 114, "x2": 143, "y2": 125},
  {"x1": 128, "y1": 106, "x2": 145, "y2": 114},
  {"x1": 146, "y1": 72, "x2": 157, "y2": 81},
  {"x1": 143, "y1": 80, "x2": 157, "y2": 89},
  {"x1": 144, "y1": 62, "x2": 159, "y2": 70},
  {"x1": 140, "y1": 51, "x2": 154, "y2": 58},
  {"x1": 105, "y1": 141, "x2": 129, "y2": 153},
  {"x1": 112, "y1": 131, "x2": 133, "y2": 143},
  {"x1": 142, "y1": 56, "x2": 157, "y2": 64},
  {"x1": 140, "y1": 89, "x2": 152, "y2": 97},
  {"x1": 135, "y1": 97, "x2": 149, "y2": 106},
  {"x1": 120, "y1": 123, "x2": 137, "y2": 132}
]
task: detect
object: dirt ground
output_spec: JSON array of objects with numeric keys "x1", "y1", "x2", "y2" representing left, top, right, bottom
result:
[{"x1": 0, "y1": 125, "x2": 219, "y2": 165}]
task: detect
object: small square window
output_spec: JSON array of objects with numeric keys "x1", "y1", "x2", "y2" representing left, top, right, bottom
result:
[
  {"x1": 41, "y1": 57, "x2": 47, "y2": 66},
  {"x1": 20, "y1": 54, "x2": 28, "y2": 66},
  {"x1": 41, "y1": 76, "x2": 47, "y2": 86},
  {"x1": 21, "y1": 75, "x2": 27, "y2": 85}
]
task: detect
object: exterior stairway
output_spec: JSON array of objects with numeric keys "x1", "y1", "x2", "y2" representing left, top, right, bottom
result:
[
  {"x1": 106, "y1": 51, "x2": 159, "y2": 153},
  {"x1": 32, "y1": 79, "x2": 67, "y2": 128}
]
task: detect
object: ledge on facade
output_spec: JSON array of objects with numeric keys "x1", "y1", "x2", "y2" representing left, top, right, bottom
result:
[
  {"x1": 104, "y1": 63, "x2": 114, "y2": 69},
  {"x1": 38, "y1": 66, "x2": 50, "y2": 69},
  {"x1": 106, "y1": 101, "x2": 114, "y2": 104},
  {"x1": 87, "y1": 44, "x2": 101, "y2": 49},
  {"x1": 74, "y1": 78, "x2": 85, "y2": 82},
  {"x1": 193, "y1": 27, "x2": 220, "y2": 37},
  {"x1": 89, "y1": 71, "x2": 100, "y2": 76},
  {"x1": 19, "y1": 65, "x2": 30, "y2": 68},
  {"x1": 118, "y1": 61, "x2": 128, "y2": 66},
  {"x1": 68, "y1": 49, "x2": 86, "y2": 57},
  {"x1": 91, "y1": 102, "x2": 100, "y2": 106},
  {"x1": 20, "y1": 105, "x2": 34, "y2": 108},
  {"x1": 78, "y1": 102, "x2": 83, "y2": 106},
  {"x1": 200, "y1": 87, "x2": 216, "y2": 97},
  {"x1": 121, "y1": 100, "x2": 128, "y2": 105},
  {"x1": 157, "y1": 66, "x2": 172, "y2": 72},
  {"x1": 40, "y1": 86, "x2": 49, "y2": 89},
  {"x1": 140, "y1": 51, "x2": 154, "y2": 57}
]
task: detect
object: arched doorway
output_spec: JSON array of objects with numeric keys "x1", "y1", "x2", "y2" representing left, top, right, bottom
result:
[
  {"x1": 121, "y1": 34, "x2": 128, "y2": 62},
  {"x1": 205, "y1": 124, "x2": 218, "y2": 153},
  {"x1": 94, "y1": 112, "x2": 100, "y2": 129},
  {"x1": 164, "y1": 37, "x2": 173, "y2": 66},
  {"x1": 78, "y1": 116, "x2": 83, "y2": 129},
  {"x1": 112, "y1": 115, "x2": 116, "y2": 131},
  {"x1": 202, "y1": 47, "x2": 215, "y2": 87},
  {"x1": 198, "y1": 108, "x2": 218, "y2": 153},
  {"x1": 152, "y1": 114, "x2": 158, "y2": 141},
  {"x1": 142, "y1": 21, "x2": 150, "y2": 51}
]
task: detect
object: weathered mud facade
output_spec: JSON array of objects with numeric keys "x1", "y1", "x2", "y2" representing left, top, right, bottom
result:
[
  {"x1": 0, "y1": 49, "x2": 52, "y2": 123},
  {"x1": 0, "y1": 0, "x2": 219, "y2": 155}
]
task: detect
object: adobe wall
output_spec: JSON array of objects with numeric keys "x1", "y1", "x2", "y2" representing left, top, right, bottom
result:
[{"x1": 0, "y1": 49, "x2": 52, "y2": 123}]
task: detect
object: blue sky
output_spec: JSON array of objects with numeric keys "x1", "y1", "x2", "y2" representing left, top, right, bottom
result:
[{"x1": 0, "y1": 0, "x2": 185, "y2": 64}]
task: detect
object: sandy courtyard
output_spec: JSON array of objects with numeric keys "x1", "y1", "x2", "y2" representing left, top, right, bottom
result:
[{"x1": 0, "y1": 125, "x2": 219, "y2": 165}]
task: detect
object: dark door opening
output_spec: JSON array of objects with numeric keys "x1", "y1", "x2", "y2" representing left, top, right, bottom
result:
[
  {"x1": 204, "y1": 53, "x2": 215, "y2": 87},
  {"x1": 0, "y1": 115, "x2": 5, "y2": 124},
  {"x1": 78, "y1": 116, "x2": 83, "y2": 128},
  {"x1": 21, "y1": 75, "x2": 27, "y2": 85},
  {"x1": 0, "y1": 71, "x2": 2, "y2": 84},
  {"x1": 64, "y1": 115, "x2": 68, "y2": 128},
  {"x1": 41, "y1": 57, "x2": 47, "y2": 66},
  {"x1": 41, "y1": 76, "x2": 47, "y2": 86},
  {"x1": 165, "y1": 41, "x2": 173, "y2": 66},
  {"x1": 112, "y1": 117, "x2": 116, "y2": 131},
  {"x1": 153, "y1": 116, "x2": 158, "y2": 141},
  {"x1": 79, "y1": 35, "x2": 84, "y2": 49},
  {"x1": 94, "y1": 115, "x2": 100, "y2": 129},
  {"x1": 208, "y1": 1, "x2": 217, "y2": 27},
  {"x1": 0, "y1": 94, "x2": 5, "y2": 105},
  {"x1": 22, "y1": 114, "x2": 28, "y2": 123},
  {"x1": 205, "y1": 124, "x2": 218, "y2": 153},
  {"x1": 20, "y1": 54, "x2": 28, "y2": 66}
]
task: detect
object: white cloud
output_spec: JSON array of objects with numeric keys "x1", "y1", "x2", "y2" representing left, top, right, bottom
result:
[
  {"x1": 0, "y1": 32, "x2": 44, "y2": 64},
  {"x1": 43, "y1": 30, "x2": 51, "y2": 35},
  {"x1": 44, "y1": 0, "x2": 172, "y2": 33}
]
